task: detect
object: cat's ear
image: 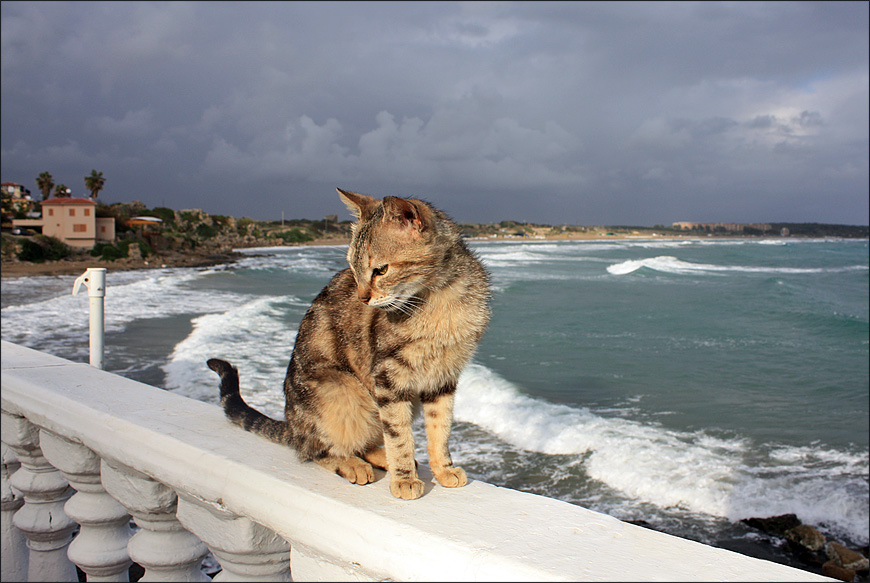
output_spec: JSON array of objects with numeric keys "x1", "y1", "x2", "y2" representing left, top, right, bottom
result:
[
  {"x1": 382, "y1": 196, "x2": 426, "y2": 233},
  {"x1": 337, "y1": 188, "x2": 378, "y2": 222}
]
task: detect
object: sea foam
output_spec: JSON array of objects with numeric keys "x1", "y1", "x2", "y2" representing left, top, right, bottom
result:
[
  {"x1": 607, "y1": 255, "x2": 869, "y2": 276},
  {"x1": 0, "y1": 269, "x2": 253, "y2": 358},
  {"x1": 163, "y1": 295, "x2": 298, "y2": 417},
  {"x1": 456, "y1": 363, "x2": 869, "y2": 543}
]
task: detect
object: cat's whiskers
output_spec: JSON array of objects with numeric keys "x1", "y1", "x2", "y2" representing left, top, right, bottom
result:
[{"x1": 385, "y1": 293, "x2": 426, "y2": 317}]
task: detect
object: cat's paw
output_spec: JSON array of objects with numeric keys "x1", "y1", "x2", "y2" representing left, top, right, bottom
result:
[
  {"x1": 390, "y1": 477, "x2": 424, "y2": 500},
  {"x1": 337, "y1": 458, "x2": 375, "y2": 485},
  {"x1": 434, "y1": 466, "x2": 467, "y2": 488}
]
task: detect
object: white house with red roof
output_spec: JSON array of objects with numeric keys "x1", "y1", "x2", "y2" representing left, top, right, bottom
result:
[{"x1": 13, "y1": 197, "x2": 115, "y2": 248}]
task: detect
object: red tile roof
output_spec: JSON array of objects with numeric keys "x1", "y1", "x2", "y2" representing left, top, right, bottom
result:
[{"x1": 42, "y1": 197, "x2": 97, "y2": 205}]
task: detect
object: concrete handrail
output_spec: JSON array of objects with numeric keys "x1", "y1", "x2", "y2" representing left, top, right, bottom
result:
[{"x1": 1, "y1": 340, "x2": 830, "y2": 581}]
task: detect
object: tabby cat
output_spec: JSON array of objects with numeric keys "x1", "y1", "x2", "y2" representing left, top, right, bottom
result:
[{"x1": 208, "y1": 188, "x2": 490, "y2": 500}]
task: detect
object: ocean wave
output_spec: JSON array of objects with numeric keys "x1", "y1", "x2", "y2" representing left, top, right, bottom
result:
[
  {"x1": 162, "y1": 296, "x2": 296, "y2": 417},
  {"x1": 455, "y1": 363, "x2": 869, "y2": 543},
  {"x1": 235, "y1": 251, "x2": 346, "y2": 274},
  {"x1": 607, "y1": 255, "x2": 869, "y2": 276},
  {"x1": 0, "y1": 269, "x2": 251, "y2": 353},
  {"x1": 622, "y1": 240, "x2": 695, "y2": 249},
  {"x1": 478, "y1": 250, "x2": 551, "y2": 266}
]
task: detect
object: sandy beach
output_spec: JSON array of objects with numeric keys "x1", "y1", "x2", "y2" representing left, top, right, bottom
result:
[
  {"x1": 0, "y1": 250, "x2": 243, "y2": 278},
  {"x1": 0, "y1": 237, "x2": 344, "y2": 278},
  {"x1": 0, "y1": 232, "x2": 698, "y2": 278}
]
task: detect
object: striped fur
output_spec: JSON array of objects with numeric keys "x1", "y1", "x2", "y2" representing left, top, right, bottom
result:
[{"x1": 208, "y1": 189, "x2": 490, "y2": 499}]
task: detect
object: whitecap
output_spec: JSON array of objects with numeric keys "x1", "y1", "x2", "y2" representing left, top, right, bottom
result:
[
  {"x1": 607, "y1": 256, "x2": 869, "y2": 276},
  {"x1": 455, "y1": 363, "x2": 869, "y2": 543},
  {"x1": 162, "y1": 295, "x2": 297, "y2": 418},
  {"x1": 0, "y1": 268, "x2": 253, "y2": 354}
]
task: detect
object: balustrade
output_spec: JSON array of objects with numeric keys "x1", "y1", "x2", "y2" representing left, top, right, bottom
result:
[
  {"x1": 176, "y1": 495, "x2": 291, "y2": 582},
  {"x1": 101, "y1": 461, "x2": 210, "y2": 582},
  {"x1": 2, "y1": 443, "x2": 29, "y2": 582},
  {"x1": 39, "y1": 431, "x2": 133, "y2": 582},
  {"x1": 1, "y1": 412, "x2": 78, "y2": 582},
  {"x1": 1, "y1": 340, "x2": 832, "y2": 582}
]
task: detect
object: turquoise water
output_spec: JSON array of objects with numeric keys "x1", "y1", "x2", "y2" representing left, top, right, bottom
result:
[
  {"x1": 2, "y1": 237, "x2": 867, "y2": 566},
  {"x1": 478, "y1": 239, "x2": 869, "y2": 449}
]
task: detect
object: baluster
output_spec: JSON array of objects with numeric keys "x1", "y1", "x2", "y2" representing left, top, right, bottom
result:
[
  {"x1": 176, "y1": 495, "x2": 291, "y2": 582},
  {"x1": 2, "y1": 443, "x2": 29, "y2": 582},
  {"x1": 0, "y1": 412, "x2": 78, "y2": 582},
  {"x1": 40, "y1": 430, "x2": 133, "y2": 582},
  {"x1": 101, "y1": 461, "x2": 209, "y2": 582}
]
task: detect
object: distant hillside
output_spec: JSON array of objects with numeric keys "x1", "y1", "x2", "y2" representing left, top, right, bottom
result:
[
  {"x1": 97, "y1": 201, "x2": 352, "y2": 255},
  {"x1": 6, "y1": 199, "x2": 867, "y2": 267},
  {"x1": 768, "y1": 223, "x2": 869, "y2": 238},
  {"x1": 459, "y1": 220, "x2": 869, "y2": 239}
]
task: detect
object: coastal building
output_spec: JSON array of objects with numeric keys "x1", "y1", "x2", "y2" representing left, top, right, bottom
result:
[
  {"x1": 12, "y1": 197, "x2": 115, "y2": 249},
  {"x1": 672, "y1": 222, "x2": 772, "y2": 233},
  {"x1": 1, "y1": 182, "x2": 34, "y2": 215}
]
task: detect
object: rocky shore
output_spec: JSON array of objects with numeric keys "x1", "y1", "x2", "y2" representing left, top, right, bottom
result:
[
  {"x1": 0, "y1": 230, "x2": 680, "y2": 279},
  {"x1": 0, "y1": 249, "x2": 243, "y2": 278},
  {"x1": 0, "y1": 237, "x2": 347, "y2": 278},
  {"x1": 741, "y1": 514, "x2": 869, "y2": 582},
  {"x1": 1, "y1": 201, "x2": 354, "y2": 278}
]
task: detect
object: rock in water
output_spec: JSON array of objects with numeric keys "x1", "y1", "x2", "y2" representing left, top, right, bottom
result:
[
  {"x1": 822, "y1": 560, "x2": 857, "y2": 582},
  {"x1": 741, "y1": 513, "x2": 801, "y2": 536},
  {"x1": 785, "y1": 524, "x2": 826, "y2": 552},
  {"x1": 826, "y1": 542, "x2": 870, "y2": 572}
]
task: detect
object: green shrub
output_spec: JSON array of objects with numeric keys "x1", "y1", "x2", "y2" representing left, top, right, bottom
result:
[
  {"x1": 90, "y1": 242, "x2": 111, "y2": 257},
  {"x1": 236, "y1": 217, "x2": 254, "y2": 236},
  {"x1": 16, "y1": 235, "x2": 70, "y2": 263},
  {"x1": 273, "y1": 228, "x2": 313, "y2": 243},
  {"x1": 90, "y1": 239, "x2": 152, "y2": 262},
  {"x1": 97, "y1": 244, "x2": 126, "y2": 262},
  {"x1": 43, "y1": 235, "x2": 71, "y2": 260},
  {"x1": 195, "y1": 223, "x2": 218, "y2": 239},
  {"x1": 148, "y1": 207, "x2": 176, "y2": 225},
  {"x1": 16, "y1": 239, "x2": 46, "y2": 262},
  {"x1": 136, "y1": 239, "x2": 153, "y2": 257}
]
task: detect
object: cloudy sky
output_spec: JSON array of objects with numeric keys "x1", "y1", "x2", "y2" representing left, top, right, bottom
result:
[{"x1": 2, "y1": 1, "x2": 868, "y2": 225}]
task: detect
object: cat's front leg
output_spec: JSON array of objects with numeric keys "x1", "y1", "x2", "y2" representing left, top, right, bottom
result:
[
  {"x1": 422, "y1": 388, "x2": 467, "y2": 488},
  {"x1": 377, "y1": 398, "x2": 423, "y2": 500}
]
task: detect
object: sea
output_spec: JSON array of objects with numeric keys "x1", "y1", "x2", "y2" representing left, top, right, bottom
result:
[{"x1": 2, "y1": 237, "x2": 868, "y2": 572}]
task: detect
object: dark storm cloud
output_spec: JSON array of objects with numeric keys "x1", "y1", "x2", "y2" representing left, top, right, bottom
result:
[{"x1": 2, "y1": 1, "x2": 867, "y2": 225}]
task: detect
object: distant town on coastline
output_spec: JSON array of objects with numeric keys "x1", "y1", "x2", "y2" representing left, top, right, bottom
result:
[{"x1": 2, "y1": 176, "x2": 868, "y2": 266}]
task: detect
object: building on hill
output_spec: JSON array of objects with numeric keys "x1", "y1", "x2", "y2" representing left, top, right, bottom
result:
[
  {"x1": 672, "y1": 222, "x2": 772, "y2": 233},
  {"x1": 1, "y1": 182, "x2": 34, "y2": 216},
  {"x1": 12, "y1": 197, "x2": 115, "y2": 249}
]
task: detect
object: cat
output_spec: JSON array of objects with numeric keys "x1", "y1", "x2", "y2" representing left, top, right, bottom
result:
[{"x1": 208, "y1": 188, "x2": 491, "y2": 500}]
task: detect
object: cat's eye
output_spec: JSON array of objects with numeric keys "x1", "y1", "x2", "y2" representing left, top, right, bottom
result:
[{"x1": 372, "y1": 265, "x2": 388, "y2": 278}]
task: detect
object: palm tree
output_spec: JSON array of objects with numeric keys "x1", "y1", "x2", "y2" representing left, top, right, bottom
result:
[
  {"x1": 54, "y1": 184, "x2": 72, "y2": 198},
  {"x1": 84, "y1": 169, "x2": 105, "y2": 199},
  {"x1": 36, "y1": 172, "x2": 54, "y2": 201}
]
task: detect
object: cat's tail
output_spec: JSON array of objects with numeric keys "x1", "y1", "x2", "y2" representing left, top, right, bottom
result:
[{"x1": 207, "y1": 358, "x2": 291, "y2": 444}]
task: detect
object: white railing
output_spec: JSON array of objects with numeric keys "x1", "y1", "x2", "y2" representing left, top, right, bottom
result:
[{"x1": 1, "y1": 340, "x2": 831, "y2": 582}]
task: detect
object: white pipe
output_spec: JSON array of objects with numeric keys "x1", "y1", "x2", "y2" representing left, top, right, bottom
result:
[{"x1": 72, "y1": 268, "x2": 107, "y2": 369}]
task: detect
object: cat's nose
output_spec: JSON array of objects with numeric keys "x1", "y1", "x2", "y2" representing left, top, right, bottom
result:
[{"x1": 358, "y1": 291, "x2": 371, "y2": 304}]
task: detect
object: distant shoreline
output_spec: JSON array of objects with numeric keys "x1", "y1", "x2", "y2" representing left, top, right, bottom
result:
[{"x1": 1, "y1": 232, "x2": 862, "y2": 279}]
